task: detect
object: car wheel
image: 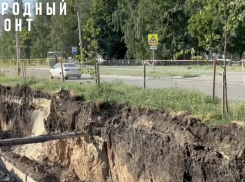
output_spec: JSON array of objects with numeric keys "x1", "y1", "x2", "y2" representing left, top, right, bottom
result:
[
  {"x1": 50, "y1": 74, "x2": 53, "y2": 79},
  {"x1": 65, "y1": 76, "x2": 68, "y2": 80},
  {"x1": 77, "y1": 75, "x2": 81, "y2": 79}
]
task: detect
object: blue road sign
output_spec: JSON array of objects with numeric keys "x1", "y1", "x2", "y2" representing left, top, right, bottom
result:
[{"x1": 72, "y1": 46, "x2": 78, "y2": 55}]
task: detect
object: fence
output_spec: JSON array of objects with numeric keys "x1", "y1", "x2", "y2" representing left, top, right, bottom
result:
[
  {"x1": 100, "y1": 59, "x2": 142, "y2": 66},
  {"x1": 0, "y1": 59, "x2": 50, "y2": 80}
]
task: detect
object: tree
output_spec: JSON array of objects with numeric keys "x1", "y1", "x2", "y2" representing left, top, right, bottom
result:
[
  {"x1": 79, "y1": 17, "x2": 100, "y2": 86},
  {"x1": 112, "y1": 0, "x2": 192, "y2": 59},
  {"x1": 188, "y1": 0, "x2": 245, "y2": 116},
  {"x1": 0, "y1": 0, "x2": 31, "y2": 59},
  {"x1": 92, "y1": 0, "x2": 127, "y2": 60},
  {"x1": 49, "y1": 0, "x2": 79, "y2": 57},
  {"x1": 188, "y1": 0, "x2": 245, "y2": 57}
]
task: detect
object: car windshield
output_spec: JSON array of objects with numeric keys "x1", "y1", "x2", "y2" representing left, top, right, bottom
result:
[{"x1": 63, "y1": 64, "x2": 77, "y2": 68}]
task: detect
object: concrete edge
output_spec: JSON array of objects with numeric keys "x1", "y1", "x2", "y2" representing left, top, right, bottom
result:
[{"x1": 0, "y1": 156, "x2": 36, "y2": 182}]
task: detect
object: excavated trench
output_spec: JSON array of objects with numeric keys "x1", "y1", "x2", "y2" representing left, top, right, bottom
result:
[{"x1": 0, "y1": 84, "x2": 245, "y2": 181}]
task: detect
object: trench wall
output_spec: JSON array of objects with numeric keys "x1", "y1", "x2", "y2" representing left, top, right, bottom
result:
[{"x1": 0, "y1": 85, "x2": 245, "y2": 182}]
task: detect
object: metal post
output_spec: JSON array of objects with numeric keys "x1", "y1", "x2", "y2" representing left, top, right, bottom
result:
[
  {"x1": 222, "y1": 71, "x2": 225, "y2": 117},
  {"x1": 48, "y1": 60, "x2": 51, "y2": 82},
  {"x1": 97, "y1": 62, "x2": 100, "y2": 87},
  {"x1": 76, "y1": 1, "x2": 83, "y2": 68},
  {"x1": 15, "y1": 21, "x2": 20, "y2": 76},
  {"x1": 225, "y1": 71, "x2": 229, "y2": 114},
  {"x1": 223, "y1": 5, "x2": 228, "y2": 115},
  {"x1": 61, "y1": 59, "x2": 65, "y2": 82},
  {"x1": 153, "y1": 50, "x2": 155, "y2": 72},
  {"x1": 38, "y1": 59, "x2": 40, "y2": 80},
  {"x1": 153, "y1": 49, "x2": 154, "y2": 61},
  {"x1": 10, "y1": 60, "x2": 12, "y2": 77},
  {"x1": 94, "y1": 61, "x2": 97, "y2": 84},
  {"x1": 27, "y1": 60, "x2": 30, "y2": 79},
  {"x1": 143, "y1": 62, "x2": 146, "y2": 88},
  {"x1": 95, "y1": 48, "x2": 100, "y2": 86},
  {"x1": 14, "y1": 0, "x2": 20, "y2": 76},
  {"x1": 212, "y1": 59, "x2": 216, "y2": 100}
]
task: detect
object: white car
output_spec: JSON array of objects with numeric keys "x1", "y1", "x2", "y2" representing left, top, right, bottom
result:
[{"x1": 50, "y1": 63, "x2": 81, "y2": 80}]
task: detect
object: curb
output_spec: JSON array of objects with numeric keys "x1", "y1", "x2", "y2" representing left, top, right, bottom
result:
[{"x1": 0, "y1": 156, "x2": 36, "y2": 182}]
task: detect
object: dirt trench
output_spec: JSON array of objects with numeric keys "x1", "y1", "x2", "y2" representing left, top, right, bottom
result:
[{"x1": 0, "y1": 84, "x2": 245, "y2": 182}]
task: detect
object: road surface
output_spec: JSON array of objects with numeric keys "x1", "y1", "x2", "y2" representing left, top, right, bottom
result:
[{"x1": 2, "y1": 67, "x2": 245, "y2": 102}]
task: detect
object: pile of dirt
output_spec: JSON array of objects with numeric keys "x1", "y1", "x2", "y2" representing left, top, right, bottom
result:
[{"x1": 1, "y1": 84, "x2": 245, "y2": 181}]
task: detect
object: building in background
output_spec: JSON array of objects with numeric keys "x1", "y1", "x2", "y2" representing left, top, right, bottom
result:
[{"x1": 0, "y1": 15, "x2": 6, "y2": 37}]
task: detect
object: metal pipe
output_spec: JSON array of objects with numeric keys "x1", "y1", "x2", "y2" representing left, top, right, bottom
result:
[{"x1": 0, "y1": 131, "x2": 91, "y2": 147}]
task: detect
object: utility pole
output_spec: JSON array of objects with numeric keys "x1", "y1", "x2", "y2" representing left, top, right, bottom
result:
[{"x1": 76, "y1": 0, "x2": 83, "y2": 68}]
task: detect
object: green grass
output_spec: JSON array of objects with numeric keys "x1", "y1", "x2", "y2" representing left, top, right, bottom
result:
[
  {"x1": 98, "y1": 65, "x2": 243, "y2": 78},
  {"x1": 0, "y1": 75, "x2": 245, "y2": 125}
]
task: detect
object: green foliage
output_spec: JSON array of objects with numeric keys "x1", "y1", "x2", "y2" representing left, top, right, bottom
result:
[
  {"x1": 112, "y1": 0, "x2": 192, "y2": 59},
  {"x1": 0, "y1": 0, "x2": 31, "y2": 59},
  {"x1": 188, "y1": 0, "x2": 245, "y2": 55},
  {"x1": 191, "y1": 56, "x2": 202, "y2": 60},
  {"x1": 78, "y1": 11, "x2": 100, "y2": 82},
  {"x1": 174, "y1": 48, "x2": 195, "y2": 59},
  {"x1": 92, "y1": 0, "x2": 127, "y2": 59},
  {"x1": 80, "y1": 18, "x2": 100, "y2": 63},
  {"x1": 2, "y1": 0, "x2": 245, "y2": 60}
]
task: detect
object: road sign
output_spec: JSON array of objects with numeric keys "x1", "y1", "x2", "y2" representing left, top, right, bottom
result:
[
  {"x1": 150, "y1": 46, "x2": 157, "y2": 50},
  {"x1": 148, "y1": 34, "x2": 158, "y2": 46},
  {"x1": 72, "y1": 46, "x2": 78, "y2": 55}
]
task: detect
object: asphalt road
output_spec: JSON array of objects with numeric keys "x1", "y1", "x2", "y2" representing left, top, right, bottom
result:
[{"x1": 3, "y1": 68, "x2": 245, "y2": 102}]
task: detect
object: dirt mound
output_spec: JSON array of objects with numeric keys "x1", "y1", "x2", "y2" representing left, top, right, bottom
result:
[{"x1": 1, "y1": 84, "x2": 245, "y2": 181}]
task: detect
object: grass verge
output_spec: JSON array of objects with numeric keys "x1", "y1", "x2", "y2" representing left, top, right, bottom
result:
[
  {"x1": 97, "y1": 65, "x2": 242, "y2": 78},
  {"x1": 0, "y1": 75, "x2": 244, "y2": 125}
]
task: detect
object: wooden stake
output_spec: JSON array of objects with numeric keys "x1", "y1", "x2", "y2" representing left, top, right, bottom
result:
[
  {"x1": 224, "y1": 72, "x2": 229, "y2": 114},
  {"x1": 143, "y1": 62, "x2": 146, "y2": 88},
  {"x1": 222, "y1": 71, "x2": 225, "y2": 117},
  {"x1": 94, "y1": 61, "x2": 97, "y2": 84},
  {"x1": 212, "y1": 59, "x2": 216, "y2": 100},
  {"x1": 61, "y1": 58, "x2": 65, "y2": 82},
  {"x1": 0, "y1": 132, "x2": 91, "y2": 147},
  {"x1": 97, "y1": 62, "x2": 100, "y2": 87}
]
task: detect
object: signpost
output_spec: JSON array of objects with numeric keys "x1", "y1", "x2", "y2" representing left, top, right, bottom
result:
[
  {"x1": 72, "y1": 46, "x2": 78, "y2": 55},
  {"x1": 148, "y1": 34, "x2": 158, "y2": 71}
]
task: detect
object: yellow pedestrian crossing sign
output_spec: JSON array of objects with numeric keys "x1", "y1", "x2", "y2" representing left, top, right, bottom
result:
[{"x1": 148, "y1": 34, "x2": 158, "y2": 46}]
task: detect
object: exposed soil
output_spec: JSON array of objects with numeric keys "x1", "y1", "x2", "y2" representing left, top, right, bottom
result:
[{"x1": 0, "y1": 84, "x2": 245, "y2": 181}]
